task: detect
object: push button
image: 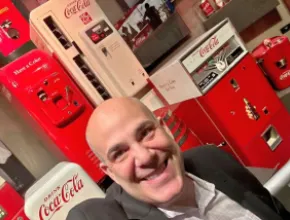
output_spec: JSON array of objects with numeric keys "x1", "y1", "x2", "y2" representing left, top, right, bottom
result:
[{"x1": 90, "y1": 33, "x2": 100, "y2": 42}]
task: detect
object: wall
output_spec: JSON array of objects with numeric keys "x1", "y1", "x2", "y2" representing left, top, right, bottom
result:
[
  {"x1": 125, "y1": 0, "x2": 139, "y2": 8},
  {"x1": 175, "y1": 0, "x2": 206, "y2": 38},
  {"x1": 96, "y1": 0, "x2": 125, "y2": 24},
  {"x1": 246, "y1": 0, "x2": 290, "y2": 51},
  {"x1": 0, "y1": 97, "x2": 59, "y2": 179}
]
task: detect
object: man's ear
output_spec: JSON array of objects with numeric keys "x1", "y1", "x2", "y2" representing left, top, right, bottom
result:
[
  {"x1": 99, "y1": 162, "x2": 119, "y2": 184},
  {"x1": 157, "y1": 117, "x2": 174, "y2": 138}
]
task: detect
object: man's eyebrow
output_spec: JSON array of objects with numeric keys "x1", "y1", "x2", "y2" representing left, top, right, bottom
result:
[
  {"x1": 135, "y1": 120, "x2": 154, "y2": 137},
  {"x1": 107, "y1": 144, "x2": 123, "y2": 159}
]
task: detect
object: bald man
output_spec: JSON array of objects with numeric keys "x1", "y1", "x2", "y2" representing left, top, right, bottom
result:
[{"x1": 67, "y1": 98, "x2": 290, "y2": 220}]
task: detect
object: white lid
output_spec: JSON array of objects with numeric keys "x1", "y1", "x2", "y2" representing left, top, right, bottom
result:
[{"x1": 24, "y1": 162, "x2": 105, "y2": 220}]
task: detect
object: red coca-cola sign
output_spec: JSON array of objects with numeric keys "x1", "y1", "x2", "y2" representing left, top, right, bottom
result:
[
  {"x1": 199, "y1": 36, "x2": 219, "y2": 57},
  {"x1": 38, "y1": 174, "x2": 84, "y2": 220},
  {"x1": 199, "y1": 0, "x2": 215, "y2": 17},
  {"x1": 64, "y1": 0, "x2": 91, "y2": 19}
]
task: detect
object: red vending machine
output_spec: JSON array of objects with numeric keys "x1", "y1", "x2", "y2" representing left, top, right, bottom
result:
[
  {"x1": 0, "y1": 177, "x2": 29, "y2": 220},
  {"x1": 0, "y1": 0, "x2": 35, "y2": 67},
  {"x1": 252, "y1": 36, "x2": 290, "y2": 90},
  {"x1": 149, "y1": 19, "x2": 290, "y2": 169},
  {"x1": 0, "y1": 49, "x2": 105, "y2": 184}
]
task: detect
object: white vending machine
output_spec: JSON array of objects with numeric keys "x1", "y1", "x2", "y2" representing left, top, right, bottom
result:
[
  {"x1": 24, "y1": 162, "x2": 105, "y2": 220},
  {"x1": 30, "y1": 0, "x2": 150, "y2": 106}
]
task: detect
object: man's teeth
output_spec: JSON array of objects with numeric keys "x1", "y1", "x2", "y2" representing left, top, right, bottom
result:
[{"x1": 145, "y1": 163, "x2": 166, "y2": 181}]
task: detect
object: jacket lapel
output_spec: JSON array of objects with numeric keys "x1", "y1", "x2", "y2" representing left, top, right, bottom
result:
[{"x1": 108, "y1": 184, "x2": 168, "y2": 220}]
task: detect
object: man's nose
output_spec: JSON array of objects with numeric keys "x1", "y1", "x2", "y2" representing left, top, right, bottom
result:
[{"x1": 132, "y1": 143, "x2": 156, "y2": 167}]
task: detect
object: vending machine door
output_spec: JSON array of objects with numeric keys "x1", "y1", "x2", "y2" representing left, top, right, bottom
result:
[{"x1": 79, "y1": 19, "x2": 148, "y2": 97}]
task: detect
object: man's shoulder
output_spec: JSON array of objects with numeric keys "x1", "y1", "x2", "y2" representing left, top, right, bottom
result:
[
  {"x1": 183, "y1": 145, "x2": 230, "y2": 162},
  {"x1": 183, "y1": 145, "x2": 243, "y2": 174},
  {"x1": 66, "y1": 197, "x2": 128, "y2": 220}
]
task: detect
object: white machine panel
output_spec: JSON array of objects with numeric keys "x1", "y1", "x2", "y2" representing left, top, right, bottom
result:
[
  {"x1": 150, "y1": 19, "x2": 248, "y2": 101},
  {"x1": 24, "y1": 162, "x2": 105, "y2": 220},
  {"x1": 30, "y1": 0, "x2": 149, "y2": 106}
]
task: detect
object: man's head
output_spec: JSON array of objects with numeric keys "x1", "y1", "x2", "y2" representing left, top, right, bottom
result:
[
  {"x1": 145, "y1": 3, "x2": 150, "y2": 9},
  {"x1": 86, "y1": 97, "x2": 185, "y2": 206}
]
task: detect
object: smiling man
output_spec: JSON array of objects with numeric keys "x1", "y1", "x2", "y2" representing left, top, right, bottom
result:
[{"x1": 67, "y1": 97, "x2": 290, "y2": 220}]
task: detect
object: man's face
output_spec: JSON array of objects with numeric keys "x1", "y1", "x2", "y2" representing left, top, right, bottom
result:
[{"x1": 93, "y1": 105, "x2": 185, "y2": 206}]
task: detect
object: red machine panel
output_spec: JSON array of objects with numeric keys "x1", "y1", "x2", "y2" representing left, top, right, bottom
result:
[
  {"x1": 198, "y1": 55, "x2": 284, "y2": 148},
  {"x1": 0, "y1": 180, "x2": 28, "y2": 220},
  {"x1": 197, "y1": 55, "x2": 290, "y2": 168},
  {"x1": 252, "y1": 36, "x2": 290, "y2": 90},
  {"x1": 0, "y1": 49, "x2": 104, "y2": 182},
  {"x1": 153, "y1": 107, "x2": 202, "y2": 151}
]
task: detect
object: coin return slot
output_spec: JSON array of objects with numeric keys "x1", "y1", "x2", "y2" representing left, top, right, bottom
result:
[
  {"x1": 262, "y1": 126, "x2": 282, "y2": 151},
  {"x1": 44, "y1": 16, "x2": 72, "y2": 50},
  {"x1": 7, "y1": 28, "x2": 20, "y2": 39},
  {"x1": 230, "y1": 79, "x2": 239, "y2": 91},
  {"x1": 263, "y1": 107, "x2": 269, "y2": 115},
  {"x1": 73, "y1": 55, "x2": 111, "y2": 100},
  {"x1": 276, "y1": 58, "x2": 287, "y2": 69},
  {"x1": 37, "y1": 91, "x2": 48, "y2": 101},
  {"x1": 53, "y1": 96, "x2": 67, "y2": 109}
]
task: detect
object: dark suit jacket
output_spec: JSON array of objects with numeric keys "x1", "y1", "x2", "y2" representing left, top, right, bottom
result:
[{"x1": 67, "y1": 146, "x2": 290, "y2": 220}]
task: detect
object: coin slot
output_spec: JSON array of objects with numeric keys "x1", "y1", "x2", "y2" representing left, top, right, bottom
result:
[
  {"x1": 230, "y1": 79, "x2": 239, "y2": 91},
  {"x1": 73, "y1": 101, "x2": 79, "y2": 106},
  {"x1": 263, "y1": 107, "x2": 269, "y2": 115},
  {"x1": 262, "y1": 126, "x2": 282, "y2": 151}
]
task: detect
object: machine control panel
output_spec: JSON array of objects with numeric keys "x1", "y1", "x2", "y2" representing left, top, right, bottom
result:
[
  {"x1": 85, "y1": 20, "x2": 113, "y2": 45},
  {"x1": 0, "y1": 206, "x2": 7, "y2": 219},
  {"x1": 30, "y1": 72, "x2": 85, "y2": 127},
  {"x1": 182, "y1": 38, "x2": 245, "y2": 93}
]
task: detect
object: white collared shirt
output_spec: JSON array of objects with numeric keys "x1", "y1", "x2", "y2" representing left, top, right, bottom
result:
[{"x1": 158, "y1": 173, "x2": 261, "y2": 220}]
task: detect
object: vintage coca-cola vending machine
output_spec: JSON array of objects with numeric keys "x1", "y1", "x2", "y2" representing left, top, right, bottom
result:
[
  {"x1": 25, "y1": 162, "x2": 105, "y2": 220},
  {"x1": 0, "y1": 0, "x2": 35, "y2": 67},
  {"x1": 29, "y1": 0, "x2": 150, "y2": 107},
  {"x1": 0, "y1": 49, "x2": 106, "y2": 184},
  {"x1": 149, "y1": 19, "x2": 290, "y2": 169},
  {"x1": 0, "y1": 176, "x2": 29, "y2": 220},
  {"x1": 252, "y1": 36, "x2": 290, "y2": 90}
]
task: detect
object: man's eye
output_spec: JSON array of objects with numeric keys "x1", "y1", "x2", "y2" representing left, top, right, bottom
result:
[
  {"x1": 113, "y1": 150, "x2": 125, "y2": 160},
  {"x1": 140, "y1": 127, "x2": 154, "y2": 140}
]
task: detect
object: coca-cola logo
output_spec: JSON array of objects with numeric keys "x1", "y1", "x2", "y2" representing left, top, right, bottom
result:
[
  {"x1": 199, "y1": 36, "x2": 219, "y2": 57},
  {"x1": 38, "y1": 174, "x2": 84, "y2": 220},
  {"x1": 135, "y1": 36, "x2": 146, "y2": 47},
  {"x1": 64, "y1": 0, "x2": 90, "y2": 19},
  {"x1": 280, "y1": 70, "x2": 290, "y2": 80}
]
